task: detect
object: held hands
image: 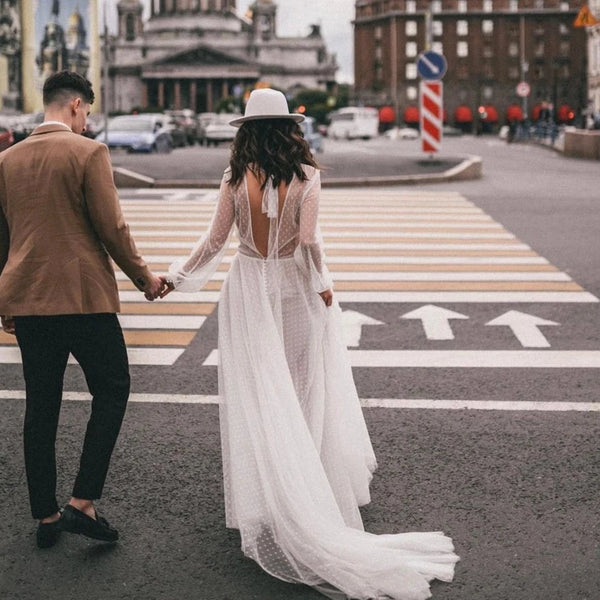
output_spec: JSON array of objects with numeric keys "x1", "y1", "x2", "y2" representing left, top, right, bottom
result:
[
  {"x1": 143, "y1": 274, "x2": 173, "y2": 301},
  {"x1": 1, "y1": 315, "x2": 15, "y2": 335},
  {"x1": 319, "y1": 289, "x2": 333, "y2": 307}
]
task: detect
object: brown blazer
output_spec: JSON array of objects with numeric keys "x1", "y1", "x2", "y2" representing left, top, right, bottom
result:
[{"x1": 0, "y1": 124, "x2": 152, "y2": 316}]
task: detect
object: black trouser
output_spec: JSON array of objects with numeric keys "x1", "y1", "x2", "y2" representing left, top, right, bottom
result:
[{"x1": 14, "y1": 314, "x2": 130, "y2": 520}]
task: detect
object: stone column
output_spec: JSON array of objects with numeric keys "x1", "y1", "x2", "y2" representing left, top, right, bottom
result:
[
  {"x1": 221, "y1": 79, "x2": 229, "y2": 98},
  {"x1": 141, "y1": 81, "x2": 148, "y2": 109},
  {"x1": 206, "y1": 80, "x2": 213, "y2": 112},
  {"x1": 174, "y1": 80, "x2": 181, "y2": 109},
  {"x1": 190, "y1": 80, "x2": 197, "y2": 112},
  {"x1": 158, "y1": 80, "x2": 165, "y2": 108}
]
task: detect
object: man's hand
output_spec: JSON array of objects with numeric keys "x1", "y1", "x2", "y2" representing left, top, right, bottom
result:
[
  {"x1": 159, "y1": 277, "x2": 175, "y2": 299},
  {"x1": 143, "y1": 274, "x2": 169, "y2": 301},
  {"x1": 1, "y1": 315, "x2": 15, "y2": 335},
  {"x1": 319, "y1": 289, "x2": 333, "y2": 307}
]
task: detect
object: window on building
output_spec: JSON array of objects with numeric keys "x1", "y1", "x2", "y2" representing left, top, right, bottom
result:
[
  {"x1": 458, "y1": 0, "x2": 467, "y2": 12},
  {"x1": 407, "y1": 86, "x2": 418, "y2": 101},
  {"x1": 457, "y1": 41, "x2": 469, "y2": 57},
  {"x1": 406, "y1": 63, "x2": 417, "y2": 79},
  {"x1": 534, "y1": 22, "x2": 544, "y2": 35},
  {"x1": 510, "y1": 0, "x2": 518, "y2": 10},
  {"x1": 433, "y1": 41, "x2": 443, "y2": 54},
  {"x1": 406, "y1": 0, "x2": 416, "y2": 13},
  {"x1": 483, "y1": 45, "x2": 493, "y2": 58},
  {"x1": 535, "y1": 65, "x2": 544, "y2": 79},
  {"x1": 482, "y1": 20, "x2": 494, "y2": 35},
  {"x1": 457, "y1": 20, "x2": 468, "y2": 36},
  {"x1": 560, "y1": 41, "x2": 570, "y2": 56},
  {"x1": 561, "y1": 64, "x2": 570, "y2": 78},
  {"x1": 406, "y1": 41, "x2": 417, "y2": 57},
  {"x1": 509, "y1": 42, "x2": 519, "y2": 57},
  {"x1": 535, "y1": 40, "x2": 544, "y2": 57},
  {"x1": 457, "y1": 62, "x2": 469, "y2": 79},
  {"x1": 125, "y1": 13, "x2": 136, "y2": 41},
  {"x1": 560, "y1": 1, "x2": 569, "y2": 9},
  {"x1": 508, "y1": 65, "x2": 520, "y2": 79},
  {"x1": 535, "y1": 0, "x2": 544, "y2": 8},
  {"x1": 376, "y1": 45, "x2": 383, "y2": 59},
  {"x1": 433, "y1": 20, "x2": 443, "y2": 36},
  {"x1": 375, "y1": 25, "x2": 382, "y2": 40},
  {"x1": 483, "y1": 0, "x2": 493, "y2": 12},
  {"x1": 406, "y1": 21, "x2": 417, "y2": 36},
  {"x1": 559, "y1": 23, "x2": 569, "y2": 35},
  {"x1": 483, "y1": 86, "x2": 493, "y2": 101},
  {"x1": 432, "y1": 0, "x2": 442, "y2": 12}
]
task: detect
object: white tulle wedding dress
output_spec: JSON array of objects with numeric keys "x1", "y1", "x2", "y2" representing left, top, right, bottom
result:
[{"x1": 169, "y1": 165, "x2": 459, "y2": 599}]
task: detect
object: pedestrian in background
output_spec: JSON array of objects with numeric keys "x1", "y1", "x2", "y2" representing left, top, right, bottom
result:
[
  {"x1": 0, "y1": 71, "x2": 167, "y2": 549},
  {"x1": 162, "y1": 88, "x2": 459, "y2": 600}
]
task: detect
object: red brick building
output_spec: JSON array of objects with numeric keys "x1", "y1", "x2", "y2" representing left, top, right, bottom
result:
[{"x1": 354, "y1": 0, "x2": 587, "y2": 128}]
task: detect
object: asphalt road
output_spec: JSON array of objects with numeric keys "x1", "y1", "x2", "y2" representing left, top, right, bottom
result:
[{"x1": 1, "y1": 135, "x2": 599, "y2": 600}]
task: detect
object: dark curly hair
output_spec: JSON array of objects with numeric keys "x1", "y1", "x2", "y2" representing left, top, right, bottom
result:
[
  {"x1": 43, "y1": 70, "x2": 95, "y2": 106},
  {"x1": 228, "y1": 119, "x2": 318, "y2": 189}
]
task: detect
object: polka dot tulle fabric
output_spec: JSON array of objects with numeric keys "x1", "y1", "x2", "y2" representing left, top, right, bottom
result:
[{"x1": 170, "y1": 166, "x2": 459, "y2": 599}]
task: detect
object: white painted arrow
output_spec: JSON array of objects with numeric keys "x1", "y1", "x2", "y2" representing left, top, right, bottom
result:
[
  {"x1": 400, "y1": 304, "x2": 469, "y2": 340},
  {"x1": 486, "y1": 310, "x2": 559, "y2": 348},
  {"x1": 341, "y1": 310, "x2": 386, "y2": 347},
  {"x1": 421, "y1": 54, "x2": 440, "y2": 75}
]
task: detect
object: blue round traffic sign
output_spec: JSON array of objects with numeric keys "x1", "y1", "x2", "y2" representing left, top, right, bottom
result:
[{"x1": 417, "y1": 51, "x2": 447, "y2": 80}]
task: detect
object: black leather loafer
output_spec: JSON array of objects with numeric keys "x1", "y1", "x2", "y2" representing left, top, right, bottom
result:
[
  {"x1": 36, "y1": 519, "x2": 62, "y2": 549},
  {"x1": 60, "y1": 505, "x2": 119, "y2": 542}
]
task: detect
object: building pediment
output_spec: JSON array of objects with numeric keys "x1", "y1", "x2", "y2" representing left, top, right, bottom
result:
[{"x1": 153, "y1": 45, "x2": 252, "y2": 68}]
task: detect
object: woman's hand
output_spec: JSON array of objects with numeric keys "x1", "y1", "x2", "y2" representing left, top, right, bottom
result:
[
  {"x1": 1, "y1": 315, "x2": 15, "y2": 335},
  {"x1": 319, "y1": 289, "x2": 333, "y2": 307},
  {"x1": 159, "y1": 276, "x2": 175, "y2": 298}
]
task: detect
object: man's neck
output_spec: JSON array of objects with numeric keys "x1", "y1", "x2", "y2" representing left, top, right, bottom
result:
[{"x1": 42, "y1": 112, "x2": 72, "y2": 129}]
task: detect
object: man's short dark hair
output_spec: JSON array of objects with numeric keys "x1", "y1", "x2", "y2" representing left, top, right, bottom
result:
[{"x1": 42, "y1": 71, "x2": 95, "y2": 106}]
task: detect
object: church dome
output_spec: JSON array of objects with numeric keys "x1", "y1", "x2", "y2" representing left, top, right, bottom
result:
[{"x1": 68, "y1": 9, "x2": 83, "y2": 27}]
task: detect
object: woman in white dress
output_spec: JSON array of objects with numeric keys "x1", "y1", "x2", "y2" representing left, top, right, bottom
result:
[{"x1": 163, "y1": 89, "x2": 459, "y2": 599}]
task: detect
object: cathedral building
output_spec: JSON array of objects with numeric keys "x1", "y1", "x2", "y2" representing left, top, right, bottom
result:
[{"x1": 107, "y1": 0, "x2": 338, "y2": 113}]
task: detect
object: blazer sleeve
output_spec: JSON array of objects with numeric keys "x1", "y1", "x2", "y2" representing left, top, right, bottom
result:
[
  {"x1": 83, "y1": 143, "x2": 152, "y2": 290},
  {"x1": 0, "y1": 164, "x2": 7, "y2": 276},
  {"x1": 0, "y1": 203, "x2": 8, "y2": 276}
]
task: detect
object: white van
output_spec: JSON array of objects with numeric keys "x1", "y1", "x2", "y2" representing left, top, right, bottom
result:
[{"x1": 327, "y1": 107, "x2": 379, "y2": 140}]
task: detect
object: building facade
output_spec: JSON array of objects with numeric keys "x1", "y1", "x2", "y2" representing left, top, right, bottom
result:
[
  {"x1": 354, "y1": 0, "x2": 587, "y2": 127},
  {"x1": 107, "y1": 0, "x2": 338, "y2": 114},
  {"x1": 588, "y1": 0, "x2": 600, "y2": 120}
]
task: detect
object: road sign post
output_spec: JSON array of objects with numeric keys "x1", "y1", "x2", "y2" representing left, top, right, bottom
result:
[{"x1": 420, "y1": 80, "x2": 443, "y2": 154}]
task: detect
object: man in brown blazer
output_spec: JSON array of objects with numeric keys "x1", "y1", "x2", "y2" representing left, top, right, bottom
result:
[{"x1": 0, "y1": 71, "x2": 166, "y2": 548}]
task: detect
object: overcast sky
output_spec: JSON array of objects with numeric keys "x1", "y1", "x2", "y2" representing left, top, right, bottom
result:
[{"x1": 103, "y1": 0, "x2": 355, "y2": 83}]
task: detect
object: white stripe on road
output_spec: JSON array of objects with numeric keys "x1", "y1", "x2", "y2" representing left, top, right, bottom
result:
[
  {"x1": 139, "y1": 255, "x2": 549, "y2": 264},
  {"x1": 1, "y1": 390, "x2": 598, "y2": 412},
  {"x1": 118, "y1": 291, "x2": 597, "y2": 303},
  {"x1": 203, "y1": 349, "x2": 600, "y2": 368},
  {"x1": 117, "y1": 315, "x2": 206, "y2": 329},
  {"x1": 115, "y1": 271, "x2": 572, "y2": 282},
  {"x1": 129, "y1": 230, "x2": 517, "y2": 239},
  {"x1": 135, "y1": 241, "x2": 532, "y2": 251},
  {"x1": 0, "y1": 347, "x2": 184, "y2": 365},
  {"x1": 128, "y1": 221, "x2": 505, "y2": 230}
]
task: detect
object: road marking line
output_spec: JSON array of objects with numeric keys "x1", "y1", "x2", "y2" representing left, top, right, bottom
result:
[
  {"x1": 0, "y1": 348, "x2": 184, "y2": 365},
  {"x1": 117, "y1": 315, "x2": 206, "y2": 329},
  {"x1": 2, "y1": 391, "x2": 596, "y2": 412},
  {"x1": 115, "y1": 271, "x2": 572, "y2": 282},
  {"x1": 203, "y1": 349, "x2": 600, "y2": 368},
  {"x1": 118, "y1": 290, "x2": 598, "y2": 303}
]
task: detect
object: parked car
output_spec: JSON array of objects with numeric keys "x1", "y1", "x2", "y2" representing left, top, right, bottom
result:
[
  {"x1": 165, "y1": 109, "x2": 200, "y2": 145},
  {"x1": 83, "y1": 113, "x2": 106, "y2": 139},
  {"x1": 163, "y1": 117, "x2": 188, "y2": 148},
  {"x1": 12, "y1": 112, "x2": 44, "y2": 143},
  {"x1": 328, "y1": 107, "x2": 379, "y2": 140},
  {"x1": 95, "y1": 114, "x2": 173, "y2": 153},
  {"x1": 384, "y1": 127, "x2": 419, "y2": 140},
  {"x1": 196, "y1": 112, "x2": 218, "y2": 146},
  {"x1": 301, "y1": 116, "x2": 324, "y2": 153},
  {"x1": 0, "y1": 125, "x2": 14, "y2": 151},
  {"x1": 204, "y1": 113, "x2": 240, "y2": 146}
]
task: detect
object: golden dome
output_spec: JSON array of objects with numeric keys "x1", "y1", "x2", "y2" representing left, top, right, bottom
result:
[{"x1": 68, "y1": 9, "x2": 83, "y2": 27}]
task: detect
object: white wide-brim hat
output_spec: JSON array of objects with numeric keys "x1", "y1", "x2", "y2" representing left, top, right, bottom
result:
[{"x1": 229, "y1": 88, "x2": 305, "y2": 127}]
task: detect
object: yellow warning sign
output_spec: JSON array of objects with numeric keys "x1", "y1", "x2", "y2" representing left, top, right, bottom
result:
[{"x1": 574, "y1": 5, "x2": 598, "y2": 27}]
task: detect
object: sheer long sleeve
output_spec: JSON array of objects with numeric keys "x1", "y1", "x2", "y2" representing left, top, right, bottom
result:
[
  {"x1": 293, "y1": 170, "x2": 333, "y2": 293},
  {"x1": 169, "y1": 171, "x2": 235, "y2": 292}
]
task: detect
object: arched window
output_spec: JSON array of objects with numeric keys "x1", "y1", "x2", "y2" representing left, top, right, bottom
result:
[{"x1": 125, "y1": 13, "x2": 136, "y2": 41}]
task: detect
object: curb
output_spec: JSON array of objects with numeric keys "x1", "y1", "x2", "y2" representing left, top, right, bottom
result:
[{"x1": 113, "y1": 154, "x2": 483, "y2": 189}]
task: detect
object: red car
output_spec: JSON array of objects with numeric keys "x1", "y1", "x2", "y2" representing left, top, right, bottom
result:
[{"x1": 0, "y1": 126, "x2": 14, "y2": 152}]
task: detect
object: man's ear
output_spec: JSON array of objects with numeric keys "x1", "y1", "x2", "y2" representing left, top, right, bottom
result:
[{"x1": 71, "y1": 97, "x2": 81, "y2": 114}]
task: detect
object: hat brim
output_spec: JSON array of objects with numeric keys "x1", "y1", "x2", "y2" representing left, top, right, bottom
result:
[{"x1": 229, "y1": 113, "x2": 306, "y2": 127}]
